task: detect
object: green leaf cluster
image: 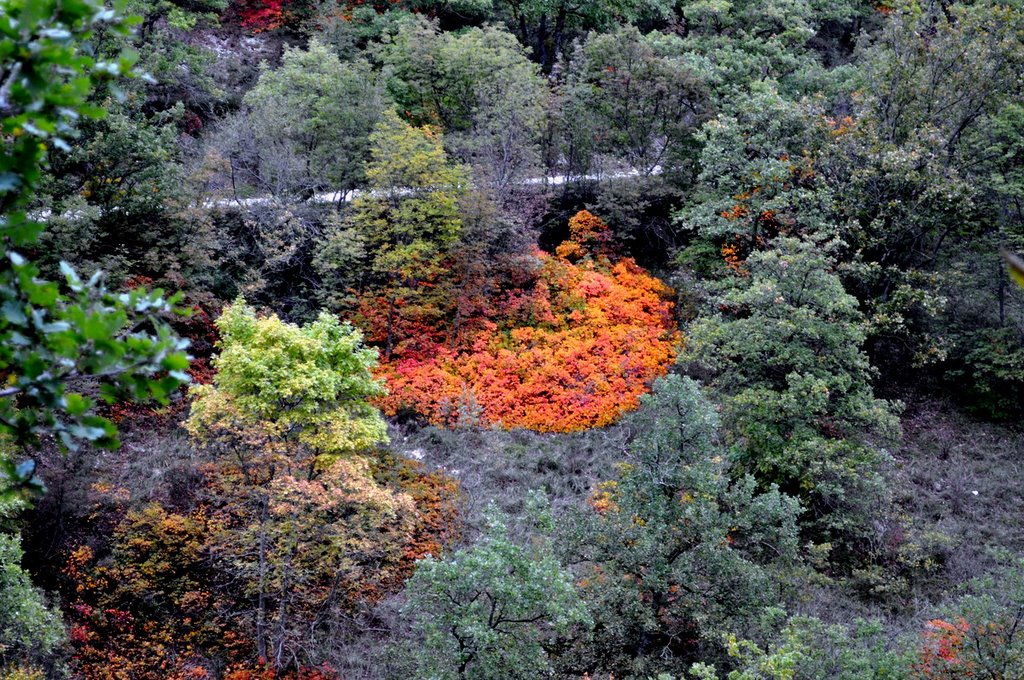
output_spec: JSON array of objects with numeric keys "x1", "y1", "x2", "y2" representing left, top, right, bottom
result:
[
  {"x1": 681, "y1": 238, "x2": 900, "y2": 554},
  {"x1": 0, "y1": 532, "x2": 65, "y2": 672}
]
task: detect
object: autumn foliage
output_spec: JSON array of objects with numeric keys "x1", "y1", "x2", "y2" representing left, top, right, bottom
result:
[
  {"x1": 59, "y1": 456, "x2": 458, "y2": 678},
  {"x1": 234, "y1": 0, "x2": 405, "y2": 31},
  {"x1": 373, "y1": 211, "x2": 679, "y2": 432},
  {"x1": 371, "y1": 452, "x2": 463, "y2": 586},
  {"x1": 914, "y1": 618, "x2": 972, "y2": 678},
  {"x1": 911, "y1": 612, "x2": 1024, "y2": 680},
  {"x1": 60, "y1": 502, "x2": 246, "y2": 679}
]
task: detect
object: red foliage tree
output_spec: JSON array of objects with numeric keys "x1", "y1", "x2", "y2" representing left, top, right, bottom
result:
[
  {"x1": 233, "y1": 0, "x2": 407, "y2": 32},
  {"x1": 233, "y1": 0, "x2": 286, "y2": 30},
  {"x1": 914, "y1": 618, "x2": 973, "y2": 679}
]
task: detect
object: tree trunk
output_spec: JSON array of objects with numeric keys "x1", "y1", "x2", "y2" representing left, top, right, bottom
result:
[
  {"x1": 255, "y1": 493, "x2": 270, "y2": 662},
  {"x1": 999, "y1": 249, "x2": 1007, "y2": 326},
  {"x1": 551, "y1": 6, "x2": 568, "y2": 74},
  {"x1": 537, "y1": 14, "x2": 549, "y2": 73},
  {"x1": 384, "y1": 286, "x2": 400, "y2": 360},
  {"x1": 273, "y1": 548, "x2": 296, "y2": 670}
]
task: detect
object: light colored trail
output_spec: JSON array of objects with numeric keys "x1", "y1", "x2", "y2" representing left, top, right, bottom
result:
[
  {"x1": 32, "y1": 166, "x2": 663, "y2": 221},
  {"x1": 207, "y1": 166, "x2": 662, "y2": 210}
]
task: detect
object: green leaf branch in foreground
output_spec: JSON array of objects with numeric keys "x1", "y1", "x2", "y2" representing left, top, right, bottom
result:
[
  {"x1": 0, "y1": 0, "x2": 191, "y2": 499},
  {"x1": 1, "y1": 0, "x2": 140, "y2": 245},
  {"x1": 0, "y1": 258, "x2": 190, "y2": 449}
]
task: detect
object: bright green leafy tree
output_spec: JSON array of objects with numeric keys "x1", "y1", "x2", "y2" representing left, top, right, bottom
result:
[{"x1": 187, "y1": 299, "x2": 388, "y2": 463}]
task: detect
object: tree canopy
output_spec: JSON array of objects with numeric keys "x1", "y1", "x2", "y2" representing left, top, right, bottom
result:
[{"x1": 9, "y1": 0, "x2": 1024, "y2": 677}]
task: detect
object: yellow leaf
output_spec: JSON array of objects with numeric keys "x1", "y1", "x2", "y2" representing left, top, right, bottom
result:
[{"x1": 1002, "y1": 249, "x2": 1024, "y2": 288}]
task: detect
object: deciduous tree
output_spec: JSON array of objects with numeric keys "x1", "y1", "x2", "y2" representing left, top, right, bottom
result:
[
  {"x1": 558, "y1": 26, "x2": 709, "y2": 178},
  {"x1": 225, "y1": 40, "x2": 385, "y2": 201},
  {"x1": 0, "y1": 500, "x2": 64, "y2": 675},
  {"x1": 318, "y1": 110, "x2": 468, "y2": 358},
  {"x1": 187, "y1": 299, "x2": 388, "y2": 463},
  {"x1": 377, "y1": 20, "x2": 547, "y2": 202},
  {"x1": 681, "y1": 237, "x2": 900, "y2": 556},
  {"x1": 184, "y1": 301, "x2": 424, "y2": 671},
  {"x1": 400, "y1": 494, "x2": 589, "y2": 679}
]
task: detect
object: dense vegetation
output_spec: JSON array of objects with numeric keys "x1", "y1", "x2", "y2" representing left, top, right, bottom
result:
[{"x1": 3, "y1": 0, "x2": 1024, "y2": 677}]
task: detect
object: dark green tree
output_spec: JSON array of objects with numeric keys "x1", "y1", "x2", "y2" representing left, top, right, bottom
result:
[
  {"x1": 400, "y1": 494, "x2": 590, "y2": 680},
  {"x1": 680, "y1": 238, "x2": 900, "y2": 555},
  {"x1": 559, "y1": 26, "x2": 710, "y2": 179},
  {"x1": 497, "y1": 0, "x2": 675, "y2": 72},
  {"x1": 562, "y1": 375, "x2": 801, "y2": 677}
]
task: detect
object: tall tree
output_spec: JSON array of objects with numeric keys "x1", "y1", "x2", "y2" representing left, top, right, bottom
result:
[
  {"x1": 318, "y1": 110, "x2": 467, "y2": 358},
  {"x1": 0, "y1": 4, "x2": 190, "y2": 676},
  {"x1": 223, "y1": 39, "x2": 385, "y2": 202},
  {"x1": 680, "y1": 238, "x2": 900, "y2": 556},
  {"x1": 562, "y1": 375, "x2": 800, "y2": 677},
  {"x1": 378, "y1": 19, "x2": 547, "y2": 203},
  {"x1": 186, "y1": 300, "x2": 406, "y2": 669},
  {"x1": 497, "y1": 0, "x2": 675, "y2": 72},
  {"x1": 559, "y1": 26, "x2": 709, "y2": 178},
  {"x1": 834, "y1": 1, "x2": 1024, "y2": 392}
]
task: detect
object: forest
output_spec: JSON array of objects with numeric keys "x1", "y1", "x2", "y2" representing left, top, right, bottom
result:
[{"x1": 2, "y1": 0, "x2": 1024, "y2": 677}]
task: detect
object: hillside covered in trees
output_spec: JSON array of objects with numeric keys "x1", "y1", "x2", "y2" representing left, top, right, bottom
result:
[{"x1": 3, "y1": 0, "x2": 1024, "y2": 677}]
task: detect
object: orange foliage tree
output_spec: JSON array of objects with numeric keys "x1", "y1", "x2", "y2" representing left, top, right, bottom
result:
[
  {"x1": 912, "y1": 612, "x2": 1024, "y2": 679},
  {"x1": 60, "y1": 456, "x2": 459, "y2": 679},
  {"x1": 59, "y1": 302, "x2": 461, "y2": 677},
  {"x1": 61, "y1": 502, "x2": 247, "y2": 679},
  {"x1": 373, "y1": 211, "x2": 680, "y2": 432}
]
